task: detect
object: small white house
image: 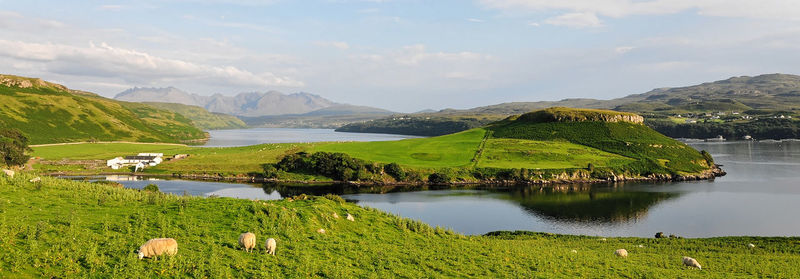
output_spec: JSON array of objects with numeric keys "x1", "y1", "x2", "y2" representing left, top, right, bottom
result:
[{"x1": 107, "y1": 157, "x2": 125, "y2": 170}]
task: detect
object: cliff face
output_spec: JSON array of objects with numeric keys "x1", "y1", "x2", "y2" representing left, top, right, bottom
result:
[{"x1": 517, "y1": 107, "x2": 644, "y2": 124}]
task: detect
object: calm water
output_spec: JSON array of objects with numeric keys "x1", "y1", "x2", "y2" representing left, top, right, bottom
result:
[
  {"x1": 78, "y1": 141, "x2": 800, "y2": 237},
  {"x1": 202, "y1": 128, "x2": 420, "y2": 147}
]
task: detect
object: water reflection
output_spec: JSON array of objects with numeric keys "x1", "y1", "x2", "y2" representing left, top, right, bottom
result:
[{"x1": 503, "y1": 184, "x2": 678, "y2": 223}]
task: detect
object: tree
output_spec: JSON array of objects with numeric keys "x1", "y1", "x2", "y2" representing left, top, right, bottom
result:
[{"x1": 0, "y1": 128, "x2": 31, "y2": 167}]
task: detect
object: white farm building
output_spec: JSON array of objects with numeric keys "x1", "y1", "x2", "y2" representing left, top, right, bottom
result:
[{"x1": 107, "y1": 153, "x2": 164, "y2": 170}]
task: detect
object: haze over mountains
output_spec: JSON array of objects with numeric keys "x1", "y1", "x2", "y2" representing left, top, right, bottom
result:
[{"x1": 115, "y1": 87, "x2": 343, "y2": 117}]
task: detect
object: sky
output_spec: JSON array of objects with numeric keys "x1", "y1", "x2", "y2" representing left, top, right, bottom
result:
[{"x1": 1, "y1": 0, "x2": 800, "y2": 112}]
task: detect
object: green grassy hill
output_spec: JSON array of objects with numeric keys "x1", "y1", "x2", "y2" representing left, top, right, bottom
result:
[
  {"x1": 142, "y1": 102, "x2": 247, "y2": 130},
  {"x1": 1, "y1": 173, "x2": 798, "y2": 277},
  {"x1": 0, "y1": 74, "x2": 207, "y2": 144},
  {"x1": 31, "y1": 108, "x2": 716, "y2": 182}
]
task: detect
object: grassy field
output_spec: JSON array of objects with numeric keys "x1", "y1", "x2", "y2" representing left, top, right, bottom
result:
[
  {"x1": 1, "y1": 173, "x2": 798, "y2": 278},
  {"x1": 477, "y1": 139, "x2": 635, "y2": 169},
  {"x1": 310, "y1": 129, "x2": 486, "y2": 168}
]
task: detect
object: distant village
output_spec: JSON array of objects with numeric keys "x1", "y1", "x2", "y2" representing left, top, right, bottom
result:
[{"x1": 673, "y1": 111, "x2": 792, "y2": 124}]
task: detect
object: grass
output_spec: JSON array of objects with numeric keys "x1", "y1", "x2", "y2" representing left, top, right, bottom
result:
[
  {"x1": 310, "y1": 129, "x2": 487, "y2": 168},
  {"x1": 1, "y1": 173, "x2": 799, "y2": 278},
  {"x1": 0, "y1": 74, "x2": 206, "y2": 144},
  {"x1": 477, "y1": 139, "x2": 635, "y2": 169}
]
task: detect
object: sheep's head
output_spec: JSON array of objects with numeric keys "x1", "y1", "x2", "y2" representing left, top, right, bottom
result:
[{"x1": 136, "y1": 250, "x2": 144, "y2": 259}]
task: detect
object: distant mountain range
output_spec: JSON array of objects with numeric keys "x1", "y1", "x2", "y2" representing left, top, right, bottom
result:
[
  {"x1": 114, "y1": 87, "x2": 383, "y2": 117},
  {"x1": 338, "y1": 73, "x2": 800, "y2": 139}
]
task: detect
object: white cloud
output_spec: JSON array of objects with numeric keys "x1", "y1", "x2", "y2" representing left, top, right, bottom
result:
[
  {"x1": 479, "y1": 0, "x2": 800, "y2": 25},
  {"x1": 467, "y1": 18, "x2": 486, "y2": 23},
  {"x1": 314, "y1": 41, "x2": 351, "y2": 50},
  {"x1": 544, "y1": 12, "x2": 602, "y2": 28},
  {"x1": 615, "y1": 46, "x2": 635, "y2": 54},
  {"x1": 390, "y1": 44, "x2": 488, "y2": 66},
  {"x1": 0, "y1": 40, "x2": 303, "y2": 88}
]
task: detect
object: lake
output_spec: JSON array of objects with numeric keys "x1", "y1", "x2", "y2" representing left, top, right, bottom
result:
[
  {"x1": 202, "y1": 128, "x2": 420, "y2": 147},
  {"x1": 74, "y1": 139, "x2": 800, "y2": 237}
]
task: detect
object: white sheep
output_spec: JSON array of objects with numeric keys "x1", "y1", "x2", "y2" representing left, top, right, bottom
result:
[
  {"x1": 137, "y1": 238, "x2": 178, "y2": 259},
  {"x1": 29, "y1": 177, "x2": 41, "y2": 183},
  {"x1": 332, "y1": 212, "x2": 339, "y2": 219},
  {"x1": 615, "y1": 249, "x2": 628, "y2": 258},
  {"x1": 265, "y1": 238, "x2": 277, "y2": 255},
  {"x1": 346, "y1": 213, "x2": 355, "y2": 222},
  {"x1": 748, "y1": 243, "x2": 756, "y2": 248},
  {"x1": 317, "y1": 228, "x2": 326, "y2": 234},
  {"x1": 683, "y1": 256, "x2": 701, "y2": 270},
  {"x1": 239, "y1": 232, "x2": 256, "y2": 252},
  {"x1": 2, "y1": 169, "x2": 13, "y2": 178}
]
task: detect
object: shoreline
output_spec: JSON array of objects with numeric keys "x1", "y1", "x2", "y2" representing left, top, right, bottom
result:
[{"x1": 44, "y1": 165, "x2": 726, "y2": 186}]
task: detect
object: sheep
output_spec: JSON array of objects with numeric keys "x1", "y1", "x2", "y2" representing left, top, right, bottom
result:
[
  {"x1": 2, "y1": 169, "x2": 13, "y2": 178},
  {"x1": 637, "y1": 244, "x2": 644, "y2": 248},
  {"x1": 332, "y1": 212, "x2": 339, "y2": 219},
  {"x1": 265, "y1": 238, "x2": 277, "y2": 255},
  {"x1": 239, "y1": 232, "x2": 256, "y2": 252},
  {"x1": 346, "y1": 213, "x2": 355, "y2": 222},
  {"x1": 748, "y1": 243, "x2": 756, "y2": 248},
  {"x1": 570, "y1": 249, "x2": 578, "y2": 254},
  {"x1": 137, "y1": 238, "x2": 178, "y2": 259},
  {"x1": 615, "y1": 249, "x2": 628, "y2": 258},
  {"x1": 29, "y1": 177, "x2": 41, "y2": 183},
  {"x1": 317, "y1": 228, "x2": 326, "y2": 234},
  {"x1": 682, "y1": 256, "x2": 701, "y2": 269}
]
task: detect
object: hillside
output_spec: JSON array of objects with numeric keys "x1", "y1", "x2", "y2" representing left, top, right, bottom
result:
[
  {"x1": 3, "y1": 174, "x2": 797, "y2": 277},
  {"x1": 338, "y1": 74, "x2": 800, "y2": 138},
  {"x1": 142, "y1": 102, "x2": 247, "y2": 130},
  {"x1": 0, "y1": 74, "x2": 207, "y2": 144},
  {"x1": 31, "y1": 108, "x2": 720, "y2": 183}
]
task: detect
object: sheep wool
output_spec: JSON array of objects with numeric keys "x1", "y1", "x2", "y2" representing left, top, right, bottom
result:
[
  {"x1": 138, "y1": 238, "x2": 178, "y2": 259},
  {"x1": 346, "y1": 214, "x2": 355, "y2": 222},
  {"x1": 265, "y1": 238, "x2": 277, "y2": 255},
  {"x1": 239, "y1": 232, "x2": 256, "y2": 252},
  {"x1": 683, "y1": 257, "x2": 702, "y2": 270},
  {"x1": 615, "y1": 249, "x2": 628, "y2": 258},
  {"x1": 29, "y1": 177, "x2": 41, "y2": 183},
  {"x1": 2, "y1": 169, "x2": 13, "y2": 178},
  {"x1": 332, "y1": 212, "x2": 339, "y2": 219}
]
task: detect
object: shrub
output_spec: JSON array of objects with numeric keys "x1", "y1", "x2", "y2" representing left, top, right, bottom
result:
[
  {"x1": 0, "y1": 128, "x2": 31, "y2": 167},
  {"x1": 384, "y1": 163, "x2": 406, "y2": 181},
  {"x1": 143, "y1": 183, "x2": 160, "y2": 192},
  {"x1": 323, "y1": 194, "x2": 345, "y2": 204},
  {"x1": 262, "y1": 164, "x2": 280, "y2": 179},
  {"x1": 428, "y1": 172, "x2": 451, "y2": 184}
]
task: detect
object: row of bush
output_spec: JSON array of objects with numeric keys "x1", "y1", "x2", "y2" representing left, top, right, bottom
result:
[{"x1": 263, "y1": 151, "x2": 690, "y2": 184}]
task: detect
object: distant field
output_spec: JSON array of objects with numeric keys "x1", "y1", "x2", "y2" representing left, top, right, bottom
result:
[
  {"x1": 310, "y1": 129, "x2": 486, "y2": 168},
  {"x1": 477, "y1": 139, "x2": 635, "y2": 169}
]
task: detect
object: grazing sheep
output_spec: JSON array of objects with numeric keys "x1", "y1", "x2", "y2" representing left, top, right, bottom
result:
[
  {"x1": 570, "y1": 249, "x2": 578, "y2": 254},
  {"x1": 600, "y1": 238, "x2": 607, "y2": 241},
  {"x1": 346, "y1": 213, "x2": 355, "y2": 222},
  {"x1": 137, "y1": 238, "x2": 178, "y2": 259},
  {"x1": 2, "y1": 169, "x2": 14, "y2": 178},
  {"x1": 683, "y1": 256, "x2": 701, "y2": 269},
  {"x1": 239, "y1": 232, "x2": 256, "y2": 252},
  {"x1": 748, "y1": 243, "x2": 756, "y2": 248},
  {"x1": 637, "y1": 244, "x2": 644, "y2": 248},
  {"x1": 29, "y1": 177, "x2": 41, "y2": 183},
  {"x1": 265, "y1": 238, "x2": 277, "y2": 255},
  {"x1": 317, "y1": 228, "x2": 326, "y2": 234},
  {"x1": 615, "y1": 249, "x2": 628, "y2": 258},
  {"x1": 332, "y1": 212, "x2": 339, "y2": 219}
]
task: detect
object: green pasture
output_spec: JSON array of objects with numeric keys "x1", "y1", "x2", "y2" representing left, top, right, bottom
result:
[
  {"x1": 1, "y1": 174, "x2": 798, "y2": 278},
  {"x1": 477, "y1": 139, "x2": 635, "y2": 169}
]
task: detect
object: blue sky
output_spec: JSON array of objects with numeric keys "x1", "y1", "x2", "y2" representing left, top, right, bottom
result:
[{"x1": 1, "y1": 0, "x2": 799, "y2": 112}]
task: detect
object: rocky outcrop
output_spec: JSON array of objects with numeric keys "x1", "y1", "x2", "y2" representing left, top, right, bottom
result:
[{"x1": 518, "y1": 107, "x2": 645, "y2": 124}]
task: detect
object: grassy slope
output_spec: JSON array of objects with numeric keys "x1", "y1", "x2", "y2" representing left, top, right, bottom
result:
[
  {"x1": 32, "y1": 108, "x2": 711, "y2": 178},
  {"x1": 142, "y1": 102, "x2": 247, "y2": 130},
  {"x1": 1, "y1": 174, "x2": 798, "y2": 278},
  {"x1": 0, "y1": 75, "x2": 207, "y2": 144}
]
